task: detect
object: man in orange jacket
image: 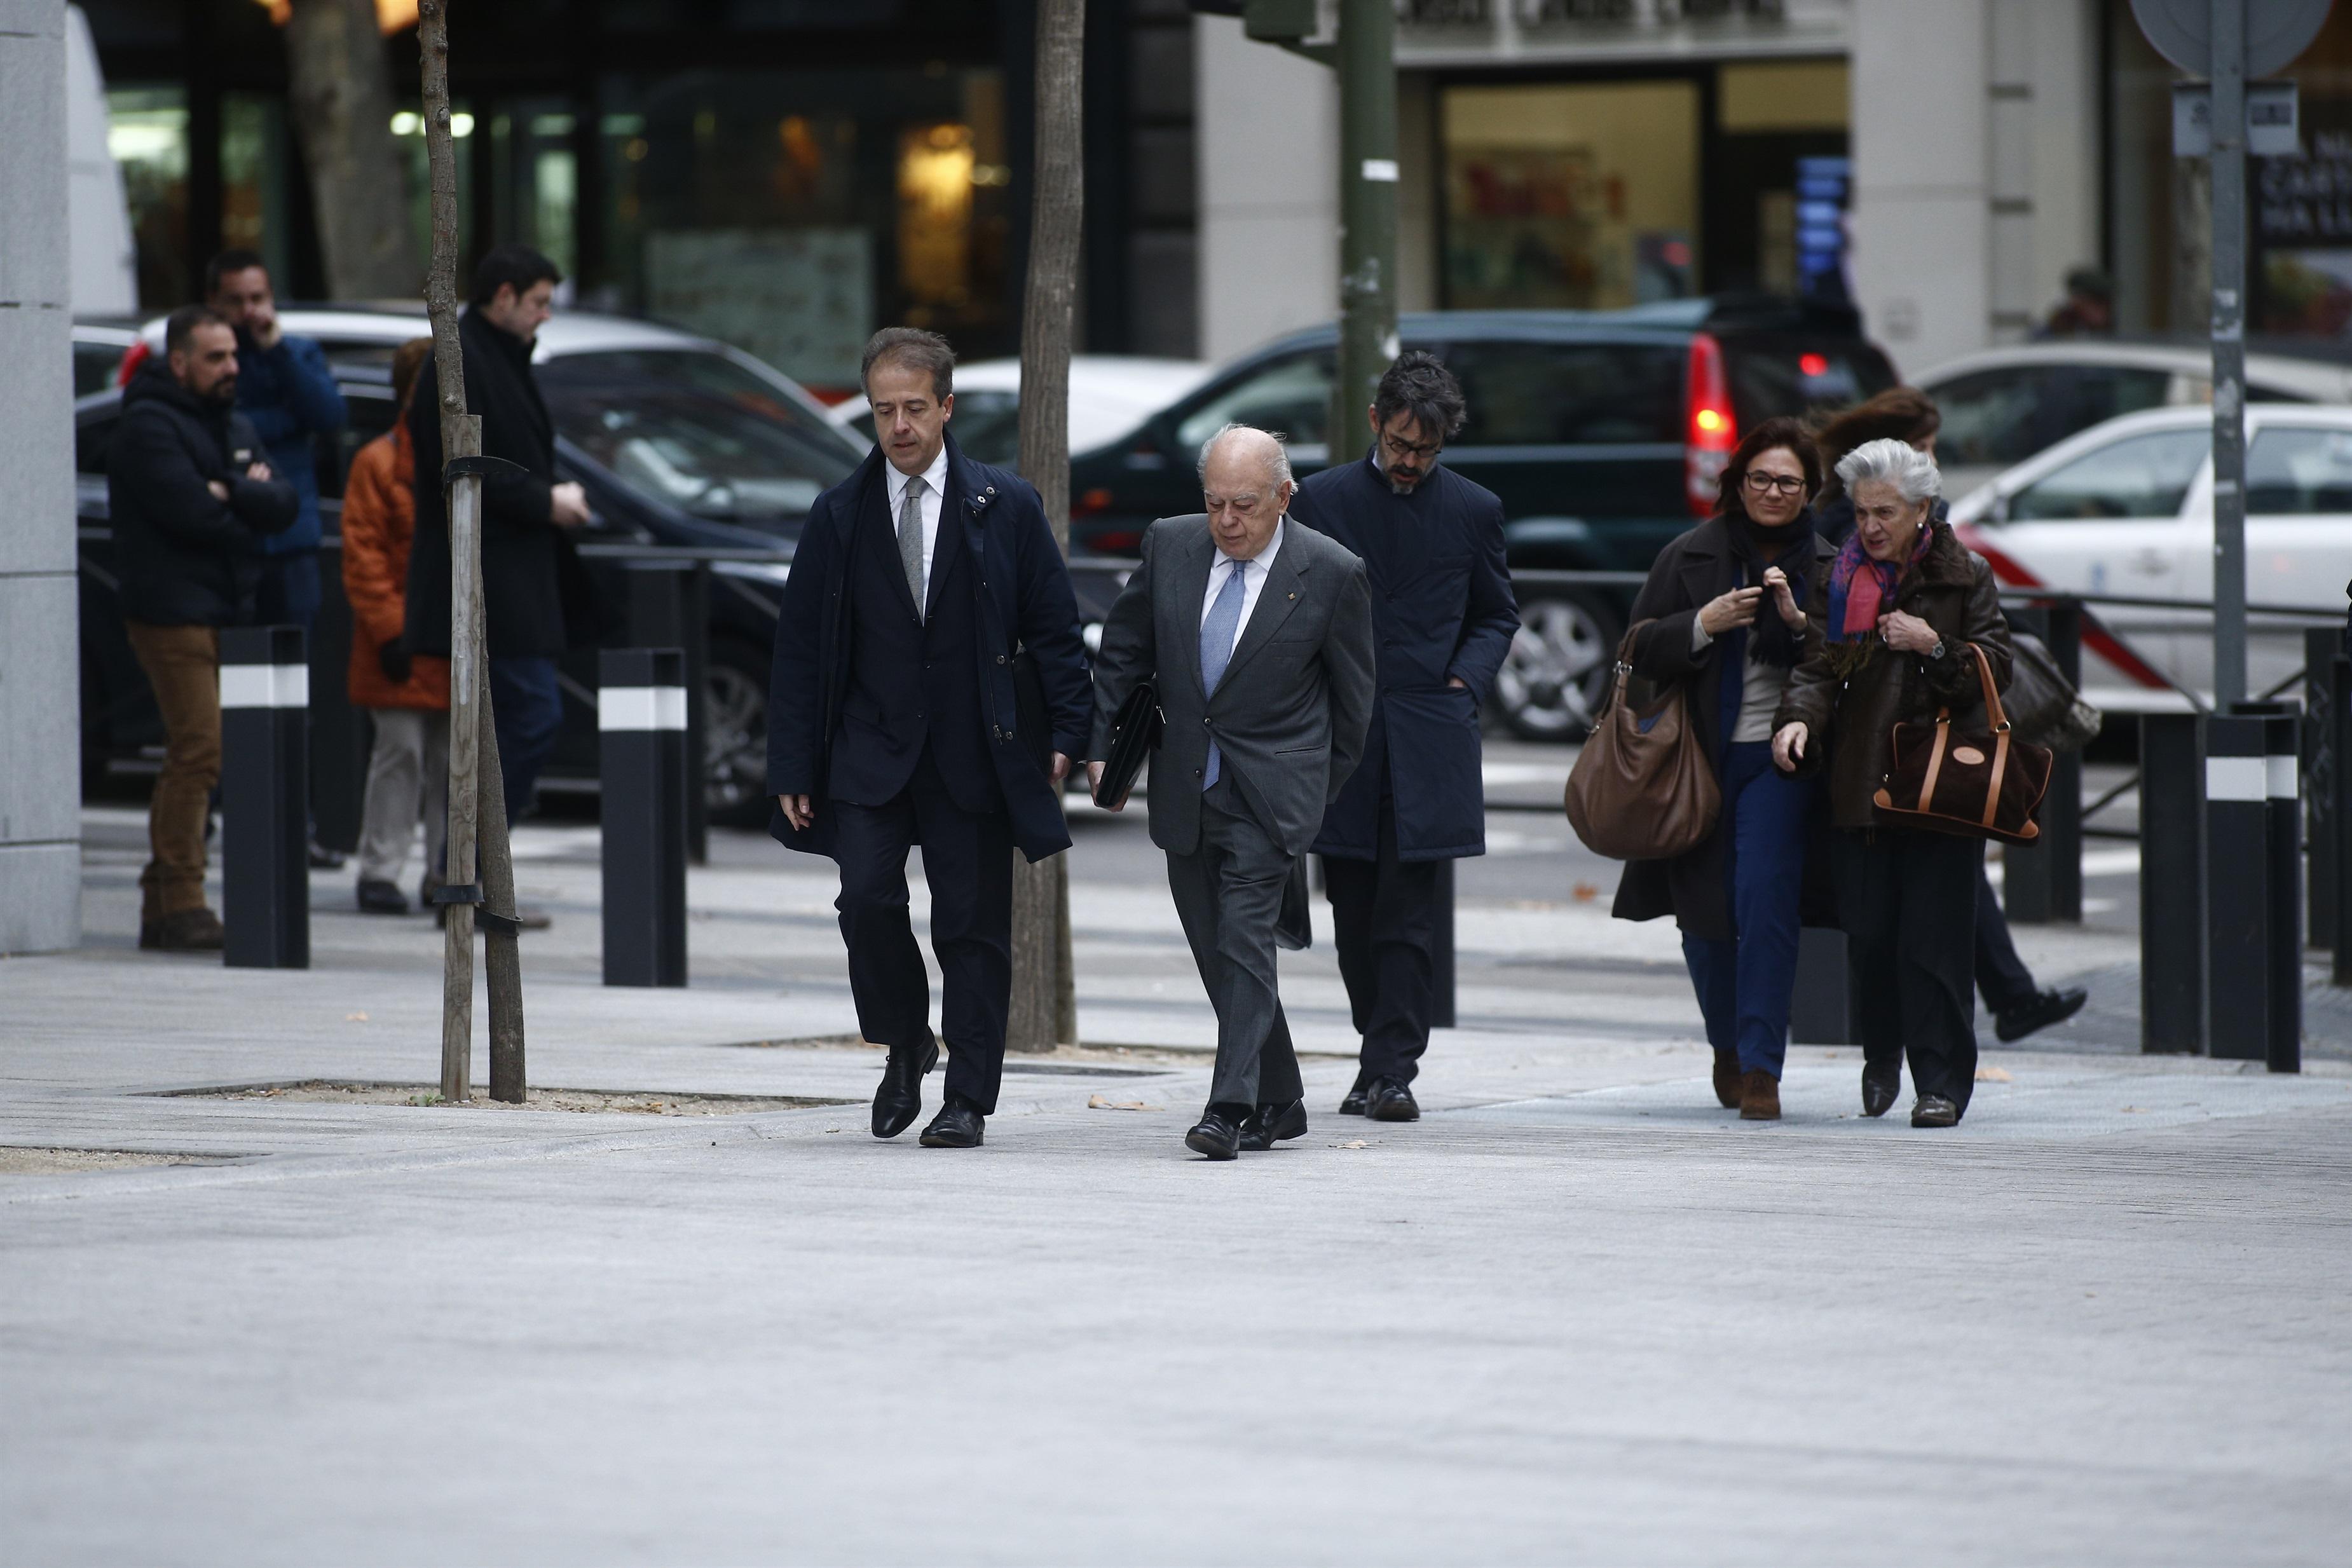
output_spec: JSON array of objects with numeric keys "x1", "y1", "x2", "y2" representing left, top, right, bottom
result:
[{"x1": 343, "y1": 338, "x2": 449, "y2": 913}]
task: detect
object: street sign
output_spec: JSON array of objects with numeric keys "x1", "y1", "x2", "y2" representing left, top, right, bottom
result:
[
  {"x1": 2173, "y1": 79, "x2": 2302, "y2": 156},
  {"x1": 2131, "y1": 0, "x2": 2331, "y2": 78}
]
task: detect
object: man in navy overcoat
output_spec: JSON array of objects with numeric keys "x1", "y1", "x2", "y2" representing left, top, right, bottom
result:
[
  {"x1": 1287, "y1": 353, "x2": 1519, "y2": 1122},
  {"x1": 768, "y1": 329, "x2": 1093, "y2": 1149}
]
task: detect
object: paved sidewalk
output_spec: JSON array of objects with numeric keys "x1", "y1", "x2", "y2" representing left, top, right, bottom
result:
[{"x1": 3, "y1": 815, "x2": 2347, "y2": 1564}]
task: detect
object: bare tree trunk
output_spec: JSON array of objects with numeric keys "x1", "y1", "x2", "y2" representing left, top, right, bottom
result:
[
  {"x1": 420, "y1": 0, "x2": 524, "y2": 1100},
  {"x1": 1005, "y1": 0, "x2": 1086, "y2": 1054},
  {"x1": 285, "y1": 0, "x2": 419, "y2": 299}
]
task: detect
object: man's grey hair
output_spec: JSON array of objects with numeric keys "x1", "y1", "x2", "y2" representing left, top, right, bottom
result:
[
  {"x1": 1196, "y1": 422, "x2": 1294, "y2": 490},
  {"x1": 1835, "y1": 436, "x2": 1941, "y2": 503},
  {"x1": 860, "y1": 326, "x2": 954, "y2": 400}
]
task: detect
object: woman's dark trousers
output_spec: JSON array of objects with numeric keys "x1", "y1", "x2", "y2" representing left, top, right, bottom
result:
[
  {"x1": 1835, "y1": 827, "x2": 1981, "y2": 1114},
  {"x1": 1679, "y1": 740, "x2": 1810, "y2": 1078}
]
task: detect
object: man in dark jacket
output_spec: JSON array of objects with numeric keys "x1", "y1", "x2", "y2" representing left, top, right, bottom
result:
[
  {"x1": 206, "y1": 249, "x2": 348, "y2": 632},
  {"x1": 111, "y1": 306, "x2": 300, "y2": 951},
  {"x1": 769, "y1": 328, "x2": 1093, "y2": 1150},
  {"x1": 405, "y1": 245, "x2": 596, "y2": 838},
  {"x1": 1287, "y1": 352, "x2": 1518, "y2": 1123}
]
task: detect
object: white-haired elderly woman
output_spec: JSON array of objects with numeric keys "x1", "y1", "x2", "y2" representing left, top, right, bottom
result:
[{"x1": 1771, "y1": 437, "x2": 2011, "y2": 1128}]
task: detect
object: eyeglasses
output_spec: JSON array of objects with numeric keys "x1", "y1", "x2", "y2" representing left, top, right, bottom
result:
[
  {"x1": 1379, "y1": 431, "x2": 1444, "y2": 462},
  {"x1": 1742, "y1": 472, "x2": 1807, "y2": 496}
]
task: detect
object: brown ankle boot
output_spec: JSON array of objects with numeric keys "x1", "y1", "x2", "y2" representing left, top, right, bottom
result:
[
  {"x1": 1739, "y1": 1070, "x2": 1781, "y2": 1121},
  {"x1": 1711, "y1": 1051, "x2": 1742, "y2": 1109}
]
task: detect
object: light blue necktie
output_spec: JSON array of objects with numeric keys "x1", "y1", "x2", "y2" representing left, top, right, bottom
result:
[{"x1": 1199, "y1": 559, "x2": 1247, "y2": 790}]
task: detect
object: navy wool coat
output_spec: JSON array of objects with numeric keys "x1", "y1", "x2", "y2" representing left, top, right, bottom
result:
[
  {"x1": 1288, "y1": 449, "x2": 1519, "y2": 861},
  {"x1": 765, "y1": 433, "x2": 1094, "y2": 863}
]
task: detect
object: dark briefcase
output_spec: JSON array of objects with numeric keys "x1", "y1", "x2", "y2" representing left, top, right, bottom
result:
[{"x1": 1093, "y1": 678, "x2": 1161, "y2": 808}]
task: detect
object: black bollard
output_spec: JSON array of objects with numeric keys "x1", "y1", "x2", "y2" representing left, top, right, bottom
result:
[
  {"x1": 626, "y1": 563, "x2": 709, "y2": 864},
  {"x1": 219, "y1": 625, "x2": 310, "y2": 969},
  {"x1": 2205, "y1": 709, "x2": 2300, "y2": 1063},
  {"x1": 1790, "y1": 926, "x2": 1856, "y2": 1046},
  {"x1": 1432, "y1": 858, "x2": 1456, "y2": 1029},
  {"x1": 2140, "y1": 713, "x2": 2204, "y2": 1053},
  {"x1": 2252, "y1": 706, "x2": 2302, "y2": 1074},
  {"x1": 598, "y1": 647, "x2": 688, "y2": 988},
  {"x1": 2305, "y1": 628, "x2": 2346, "y2": 954}
]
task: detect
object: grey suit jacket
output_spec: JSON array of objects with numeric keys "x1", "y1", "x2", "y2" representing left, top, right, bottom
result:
[{"x1": 1091, "y1": 514, "x2": 1377, "y2": 857}]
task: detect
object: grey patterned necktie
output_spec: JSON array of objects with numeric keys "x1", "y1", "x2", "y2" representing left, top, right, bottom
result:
[{"x1": 897, "y1": 474, "x2": 927, "y2": 621}]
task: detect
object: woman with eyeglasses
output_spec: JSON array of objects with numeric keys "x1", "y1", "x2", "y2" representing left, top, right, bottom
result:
[{"x1": 1612, "y1": 418, "x2": 1836, "y2": 1121}]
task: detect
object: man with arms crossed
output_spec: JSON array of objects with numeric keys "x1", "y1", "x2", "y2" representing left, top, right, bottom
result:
[
  {"x1": 769, "y1": 329, "x2": 1093, "y2": 1149},
  {"x1": 1090, "y1": 425, "x2": 1377, "y2": 1160}
]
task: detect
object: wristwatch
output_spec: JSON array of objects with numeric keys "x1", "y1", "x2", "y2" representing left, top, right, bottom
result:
[{"x1": 1925, "y1": 638, "x2": 1948, "y2": 661}]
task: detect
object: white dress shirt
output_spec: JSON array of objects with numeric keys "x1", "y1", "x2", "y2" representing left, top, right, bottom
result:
[
  {"x1": 884, "y1": 443, "x2": 949, "y2": 606},
  {"x1": 1200, "y1": 516, "x2": 1285, "y2": 662}
]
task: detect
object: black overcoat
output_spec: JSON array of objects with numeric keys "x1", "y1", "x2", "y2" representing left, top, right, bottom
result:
[
  {"x1": 765, "y1": 434, "x2": 1094, "y2": 864},
  {"x1": 1289, "y1": 450, "x2": 1519, "y2": 861},
  {"x1": 404, "y1": 308, "x2": 607, "y2": 658},
  {"x1": 1609, "y1": 515, "x2": 1838, "y2": 941}
]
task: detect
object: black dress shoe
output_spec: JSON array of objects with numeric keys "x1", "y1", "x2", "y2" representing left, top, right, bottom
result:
[
  {"x1": 919, "y1": 1093, "x2": 985, "y2": 1149},
  {"x1": 1365, "y1": 1078, "x2": 1419, "y2": 1122},
  {"x1": 1995, "y1": 986, "x2": 2089, "y2": 1043},
  {"x1": 1910, "y1": 1094, "x2": 1960, "y2": 1128},
  {"x1": 870, "y1": 1039, "x2": 940, "y2": 1140},
  {"x1": 1338, "y1": 1078, "x2": 1370, "y2": 1116},
  {"x1": 356, "y1": 878, "x2": 408, "y2": 915},
  {"x1": 1238, "y1": 1098, "x2": 1308, "y2": 1152},
  {"x1": 1861, "y1": 1065, "x2": 1901, "y2": 1119},
  {"x1": 1185, "y1": 1107, "x2": 1244, "y2": 1161}
]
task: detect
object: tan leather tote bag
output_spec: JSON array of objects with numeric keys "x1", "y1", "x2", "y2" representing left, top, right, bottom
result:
[{"x1": 1564, "y1": 623, "x2": 1721, "y2": 861}]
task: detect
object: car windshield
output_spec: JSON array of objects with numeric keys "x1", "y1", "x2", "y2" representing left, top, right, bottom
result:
[
  {"x1": 1724, "y1": 337, "x2": 1898, "y2": 427},
  {"x1": 538, "y1": 350, "x2": 858, "y2": 531}
]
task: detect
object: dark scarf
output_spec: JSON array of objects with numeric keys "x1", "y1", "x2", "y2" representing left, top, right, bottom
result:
[{"x1": 1723, "y1": 505, "x2": 1815, "y2": 670}]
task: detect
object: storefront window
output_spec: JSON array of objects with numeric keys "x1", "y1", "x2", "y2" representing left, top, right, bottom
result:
[
  {"x1": 601, "y1": 67, "x2": 1011, "y2": 393},
  {"x1": 1441, "y1": 79, "x2": 1700, "y2": 310},
  {"x1": 221, "y1": 93, "x2": 293, "y2": 290},
  {"x1": 107, "y1": 86, "x2": 188, "y2": 310}
]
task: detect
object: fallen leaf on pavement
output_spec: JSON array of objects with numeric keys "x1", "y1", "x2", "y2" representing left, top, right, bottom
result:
[
  {"x1": 1571, "y1": 882, "x2": 1599, "y2": 901},
  {"x1": 1974, "y1": 1067, "x2": 2013, "y2": 1082},
  {"x1": 1087, "y1": 1094, "x2": 1161, "y2": 1112},
  {"x1": 345, "y1": 1013, "x2": 368, "y2": 1022},
  {"x1": 1335, "y1": 1139, "x2": 1369, "y2": 1149}
]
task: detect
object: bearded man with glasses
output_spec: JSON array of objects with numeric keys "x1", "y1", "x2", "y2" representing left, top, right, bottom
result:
[{"x1": 1285, "y1": 352, "x2": 1520, "y2": 1124}]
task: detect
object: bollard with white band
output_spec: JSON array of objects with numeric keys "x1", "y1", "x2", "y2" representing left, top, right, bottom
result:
[
  {"x1": 2205, "y1": 707, "x2": 2301, "y2": 1068},
  {"x1": 219, "y1": 625, "x2": 310, "y2": 969},
  {"x1": 598, "y1": 648, "x2": 688, "y2": 987}
]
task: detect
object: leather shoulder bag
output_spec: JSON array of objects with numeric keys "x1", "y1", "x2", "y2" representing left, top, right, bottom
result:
[
  {"x1": 1564, "y1": 622, "x2": 1721, "y2": 862},
  {"x1": 1871, "y1": 641, "x2": 2054, "y2": 845}
]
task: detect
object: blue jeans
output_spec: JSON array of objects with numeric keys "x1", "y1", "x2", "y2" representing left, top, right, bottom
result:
[
  {"x1": 1681, "y1": 741, "x2": 1811, "y2": 1078},
  {"x1": 488, "y1": 656, "x2": 564, "y2": 827}
]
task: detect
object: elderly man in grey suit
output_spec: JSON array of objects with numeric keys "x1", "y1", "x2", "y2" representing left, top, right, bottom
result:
[{"x1": 1090, "y1": 424, "x2": 1377, "y2": 1161}]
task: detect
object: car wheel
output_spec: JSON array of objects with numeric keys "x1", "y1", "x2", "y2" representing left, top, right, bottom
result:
[
  {"x1": 1494, "y1": 592, "x2": 1619, "y2": 742},
  {"x1": 703, "y1": 645, "x2": 770, "y2": 827}
]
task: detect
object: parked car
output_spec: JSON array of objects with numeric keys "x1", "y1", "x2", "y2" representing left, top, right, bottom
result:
[
  {"x1": 1946, "y1": 404, "x2": 2352, "y2": 711},
  {"x1": 827, "y1": 354, "x2": 1214, "y2": 468},
  {"x1": 71, "y1": 317, "x2": 142, "y2": 398},
  {"x1": 1914, "y1": 339, "x2": 2352, "y2": 500},
  {"x1": 1063, "y1": 298, "x2": 1898, "y2": 738},
  {"x1": 77, "y1": 306, "x2": 869, "y2": 825}
]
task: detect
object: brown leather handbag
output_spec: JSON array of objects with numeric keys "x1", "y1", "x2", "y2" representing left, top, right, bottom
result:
[
  {"x1": 1564, "y1": 624, "x2": 1721, "y2": 861},
  {"x1": 1871, "y1": 641, "x2": 2053, "y2": 845}
]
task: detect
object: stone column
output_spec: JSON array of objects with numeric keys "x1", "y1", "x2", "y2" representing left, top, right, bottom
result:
[{"x1": 0, "y1": 1, "x2": 79, "y2": 953}]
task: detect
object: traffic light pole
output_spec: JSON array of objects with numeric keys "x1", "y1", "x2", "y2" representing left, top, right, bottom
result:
[
  {"x1": 1329, "y1": 0, "x2": 1398, "y2": 456},
  {"x1": 2209, "y1": 0, "x2": 2248, "y2": 709}
]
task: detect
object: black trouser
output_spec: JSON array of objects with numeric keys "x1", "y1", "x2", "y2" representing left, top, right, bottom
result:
[
  {"x1": 1836, "y1": 828, "x2": 1981, "y2": 1114},
  {"x1": 831, "y1": 747, "x2": 1015, "y2": 1115},
  {"x1": 1324, "y1": 803, "x2": 1439, "y2": 1087},
  {"x1": 1973, "y1": 868, "x2": 2039, "y2": 1014}
]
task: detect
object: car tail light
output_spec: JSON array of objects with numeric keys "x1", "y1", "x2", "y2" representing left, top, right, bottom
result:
[
  {"x1": 1685, "y1": 331, "x2": 1735, "y2": 518},
  {"x1": 118, "y1": 339, "x2": 151, "y2": 386},
  {"x1": 1071, "y1": 487, "x2": 1112, "y2": 517},
  {"x1": 1088, "y1": 529, "x2": 1141, "y2": 553},
  {"x1": 1798, "y1": 351, "x2": 1829, "y2": 378}
]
